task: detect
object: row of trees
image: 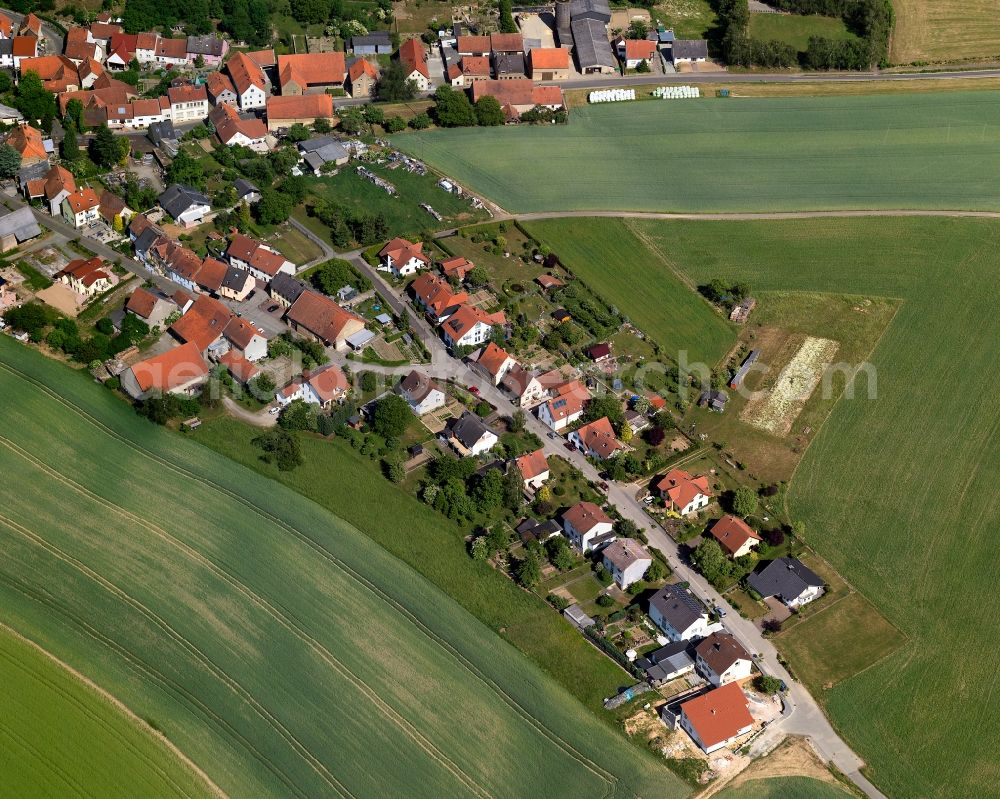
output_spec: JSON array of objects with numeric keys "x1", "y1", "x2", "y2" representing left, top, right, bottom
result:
[{"x1": 4, "y1": 303, "x2": 151, "y2": 365}]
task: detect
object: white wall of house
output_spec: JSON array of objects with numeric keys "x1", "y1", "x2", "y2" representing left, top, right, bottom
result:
[
  {"x1": 649, "y1": 605, "x2": 713, "y2": 642},
  {"x1": 444, "y1": 320, "x2": 491, "y2": 349},
  {"x1": 523, "y1": 468, "x2": 549, "y2": 490},
  {"x1": 563, "y1": 519, "x2": 613, "y2": 553},
  {"x1": 604, "y1": 555, "x2": 651, "y2": 589},
  {"x1": 679, "y1": 713, "x2": 751, "y2": 754},
  {"x1": 239, "y1": 85, "x2": 266, "y2": 110},
  {"x1": 538, "y1": 401, "x2": 581, "y2": 431},
  {"x1": 406, "y1": 387, "x2": 446, "y2": 415},
  {"x1": 696, "y1": 655, "x2": 753, "y2": 687},
  {"x1": 788, "y1": 585, "x2": 824, "y2": 608}
]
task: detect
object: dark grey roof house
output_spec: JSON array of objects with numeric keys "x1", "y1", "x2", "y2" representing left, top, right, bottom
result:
[
  {"x1": 748, "y1": 558, "x2": 825, "y2": 609},
  {"x1": 444, "y1": 411, "x2": 497, "y2": 456},
  {"x1": 159, "y1": 184, "x2": 210, "y2": 222},
  {"x1": 234, "y1": 179, "x2": 261, "y2": 204},
  {"x1": 670, "y1": 39, "x2": 709, "y2": 62},
  {"x1": 492, "y1": 52, "x2": 526, "y2": 79},
  {"x1": 350, "y1": 31, "x2": 392, "y2": 55},
  {"x1": 649, "y1": 583, "x2": 711, "y2": 641},
  {"x1": 635, "y1": 640, "x2": 695, "y2": 683},
  {"x1": 132, "y1": 226, "x2": 162, "y2": 261},
  {"x1": 148, "y1": 120, "x2": 179, "y2": 156},
  {"x1": 569, "y1": 0, "x2": 611, "y2": 23},
  {"x1": 269, "y1": 272, "x2": 308, "y2": 306},
  {"x1": 0, "y1": 206, "x2": 41, "y2": 246},
  {"x1": 186, "y1": 35, "x2": 227, "y2": 57},
  {"x1": 698, "y1": 390, "x2": 729, "y2": 412},
  {"x1": 571, "y1": 18, "x2": 617, "y2": 73}
]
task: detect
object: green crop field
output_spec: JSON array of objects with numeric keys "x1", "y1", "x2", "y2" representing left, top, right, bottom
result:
[
  {"x1": 395, "y1": 92, "x2": 1000, "y2": 213},
  {"x1": 527, "y1": 218, "x2": 735, "y2": 367},
  {"x1": 522, "y1": 216, "x2": 1000, "y2": 799},
  {"x1": 716, "y1": 776, "x2": 856, "y2": 799},
  {"x1": 0, "y1": 340, "x2": 685, "y2": 799},
  {"x1": 0, "y1": 626, "x2": 216, "y2": 799}
]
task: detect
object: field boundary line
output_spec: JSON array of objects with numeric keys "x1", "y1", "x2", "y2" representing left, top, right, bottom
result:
[
  {"x1": 0, "y1": 509, "x2": 353, "y2": 799},
  {"x1": 0, "y1": 630, "x2": 223, "y2": 799},
  {"x1": 0, "y1": 361, "x2": 622, "y2": 793},
  {"x1": 0, "y1": 435, "x2": 494, "y2": 799},
  {"x1": 0, "y1": 571, "x2": 312, "y2": 799}
]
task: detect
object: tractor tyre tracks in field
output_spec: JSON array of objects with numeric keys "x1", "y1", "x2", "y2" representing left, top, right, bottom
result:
[
  {"x1": 0, "y1": 632, "x2": 223, "y2": 799},
  {"x1": 0, "y1": 435, "x2": 493, "y2": 799},
  {"x1": 0, "y1": 361, "x2": 624, "y2": 798}
]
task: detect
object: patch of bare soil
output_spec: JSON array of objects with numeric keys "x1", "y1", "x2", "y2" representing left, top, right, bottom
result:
[{"x1": 701, "y1": 736, "x2": 843, "y2": 798}]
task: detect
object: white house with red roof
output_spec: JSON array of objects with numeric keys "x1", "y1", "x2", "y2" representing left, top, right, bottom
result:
[
  {"x1": 562, "y1": 501, "x2": 615, "y2": 553},
  {"x1": 61, "y1": 187, "x2": 101, "y2": 228},
  {"x1": 514, "y1": 449, "x2": 549, "y2": 490},
  {"x1": 710, "y1": 514, "x2": 761, "y2": 558},
  {"x1": 120, "y1": 342, "x2": 209, "y2": 399},
  {"x1": 470, "y1": 341, "x2": 516, "y2": 385},
  {"x1": 54, "y1": 256, "x2": 116, "y2": 297},
  {"x1": 276, "y1": 364, "x2": 348, "y2": 409},
  {"x1": 226, "y1": 233, "x2": 295, "y2": 281},
  {"x1": 396, "y1": 369, "x2": 446, "y2": 415},
  {"x1": 538, "y1": 379, "x2": 589, "y2": 431},
  {"x1": 657, "y1": 468, "x2": 713, "y2": 516},
  {"x1": 440, "y1": 304, "x2": 505, "y2": 350},
  {"x1": 569, "y1": 416, "x2": 625, "y2": 461},
  {"x1": 677, "y1": 683, "x2": 754, "y2": 754},
  {"x1": 378, "y1": 237, "x2": 430, "y2": 278},
  {"x1": 409, "y1": 272, "x2": 468, "y2": 323}
]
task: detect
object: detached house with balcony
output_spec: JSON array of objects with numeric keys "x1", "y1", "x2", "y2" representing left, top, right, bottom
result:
[
  {"x1": 378, "y1": 236, "x2": 430, "y2": 277},
  {"x1": 562, "y1": 501, "x2": 614, "y2": 553},
  {"x1": 657, "y1": 468, "x2": 712, "y2": 516},
  {"x1": 61, "y1": 186, "x2": 100, "y2": 228}
]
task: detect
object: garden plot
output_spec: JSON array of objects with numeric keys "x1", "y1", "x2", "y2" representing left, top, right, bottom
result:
[{"x1": 742, "y1": 336, "x2": 839, "y2": 436}]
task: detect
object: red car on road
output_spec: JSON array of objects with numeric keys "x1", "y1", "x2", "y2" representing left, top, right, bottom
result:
[{"x1": 468, "y1": 386, "x2": 480, "y2": 396}]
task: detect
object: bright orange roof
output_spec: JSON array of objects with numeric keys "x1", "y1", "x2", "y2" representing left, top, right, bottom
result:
[
  {"x1": 456, "y1": 35, "x2": 490, "y2": 53},
  {"x1": 515, "y1": 449, "x2": 548, "y2": 481},
  {"x1": 266, "y1": 94, "x2": 335, "y2": 121},
  {"x1": 475, "y1": 341, "x2": 512, "y2": 377},
  {"x1": 680, "y1": 683, "x2": 754, "y2": 750},
  {"x1": 348, "y1": 58, "x2": 378, "y2": 81},
  {"x1": 277, "y1": 52, "x2": 346, "y2": 91},
  {"x1": 460, "y1": 55, "x2": 491, "y2": 76},
  {"x1": 398, "y1": 38, "x2": 428, "y2": 79},
  {"x1": 529, "y1": 48, "x2": 569, "y2": 70},
  {"x1": 219, "y1": 350, "x2": 260, "y2": 383},
  {"x1": 130, "y1": 342, "x2": 208, "y2": 393},
  {"x1": 574, "y1": 416, "x2": 624, "y2": 459},
  {"x1": 64, "y1": 187, "x2": 100, "y2": 213},
  {"x1": 12, "y1": 36, "x2": 37, "y2": 57},
  {"x1": 169, "y1": 294, "x2": 233, "y2": 352},
  {"x1": 563, "y1": 501, "x2": 612, "y2": 533},
  {"x1": 657, "y1": 468, "x2": 713, "y2": 509},
  {"x1": 226, "y1": 51, "x2": 265, "y2": 95},
  {"x1": 625, "y1": 39, "x2": 657, "y2": 61},
  {"x1": 710, "y1": 515, "x2": 761, "y2": 557}
]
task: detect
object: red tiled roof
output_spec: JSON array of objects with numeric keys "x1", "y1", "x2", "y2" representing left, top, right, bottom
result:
[
  {"x1": 529, "y1": 47, "x2": 569, "y2": 70},
  {"x1": 89, "y1": 21, "x2": 123, "y2": 40},
  {"x1": 348, "y1": 58, "x2": 378, "y2": 81},
  {"x1": 130, "y1": 341, "x2": 208, "y2": 393},
  {"x1": 460, "y1": 55, "x2": 491, "y2": 77},
  {"x1": 169, "y1": 294, "x2": 233, "y2": 351},
  {"x1": 210, "y1": 103, "x2": 267, "y2": 144},
  {"x1": 398, "y1": 37, "x2": 428, "y2": 79},
  {"x1": 205, "y1": 70, "x2": 235, "y2": 99},
  {"x1": 536, "y1": 274, "x2": 564, "y2": 289},
  {"x1": 515, "y1": 448, "x2": 548, "y2": 481},
  {"x1": 56, "y1": 256, "x2": 110, "y2": 287},
  {"x1": 456, "y1": 35, "x2": 490, "y2": 54},
  {"x1": 265, "y1": 94, "x2": 335, "y2": 121},
  {"x1": 226, "y1": 233, "x2": 289, "y2": 276},
  {"x1": 219, "y1": 350, "x2": 260, "y2": 383},
  {"x1": 227, "y1": 51, "x2": 266, "y2": 95},
  {"x1": 379, "y1": 236, "x2": 429, "y2": 267},
  {"x1": 277, "y1": 52, "x2": 346, "y2": 91},
  {"x1": 625, "y1": 39, "x2": 657, "y2": 61},
  {"x1": 532, "y1": 85, "x2": 564, "y2": 106},
  {"x1": 680, "y1": 683, "x2": 754, "y2": 750},
  {"x1": 125, "y1": 287, "x2": 160, "y2": 319},
  {"x1": 543, "y1": 379, "x2": 590, "y2": 422},
  {"x1": 64, "y1": 187, "x2": 100, "y2": 213},
  {"x1": 167, "y1": 83, "x2": 207, "y2": 104},
  {"x1": 222, "y1": 317, "x2": 259, "y2": 351},
  {"x1": 41, "y1": 164, "x2": 75, "y2": 201},
  {"x1": 695, "y1": 632, "x2": 751, "y2": 676},
  {"x1": 0, "y1": 13, "x2": 12, "y2": 38},
  {"x1": 245, "y1": 48, "x2": 276, "y2": 67},
  {"x1": 195, "y1": 256, "x2": 228, "y2": 291},
  {"x1": 563, "y1": 500, "x2": 612, "y2": 534},
  {"x1": 710, "y1": 515, "x2": 761, "y2": 557},
  {"x1": 286, "y1": 290, "x2": 365, "y2": 345},
  {"x1": 574, "y1": 416, "x2": 624, "y2": 459},
  {"x1": 489, "y1": 32, "x2": 524, "y2": 52},
  {"x1": 12, "y1": 36, "x2": 37, "y2": 57},
  {"x1": 410, "y1": 272, "x2": 468, "y2": 318},
  {"x1": 440, "y1": 255, "x2": 473, "y2": 278},
  {"x1": 307, "y1": 364, "x2": 348, "y2": 404},
  {"x1": 475, "y1": 341, "x2": 512, "y2": 377},
  {"x1": 657, "y1": 468, "x2": 713, "y2": 509},
  {"x1": 155, "y1": 37, "x2": 187, "y2": 59}
]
